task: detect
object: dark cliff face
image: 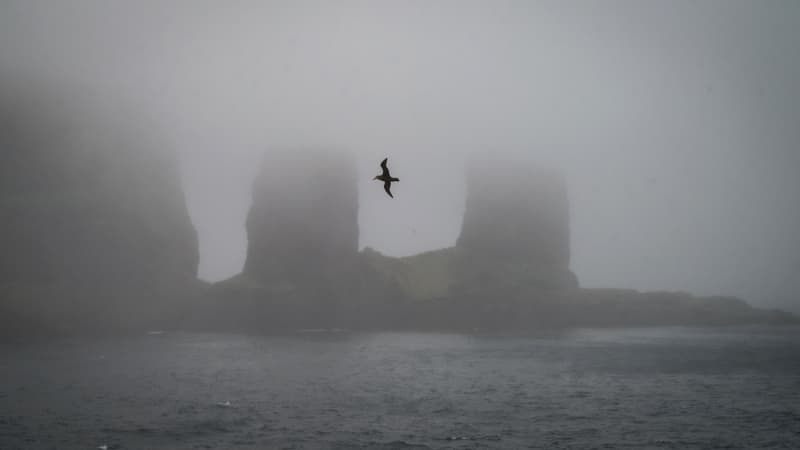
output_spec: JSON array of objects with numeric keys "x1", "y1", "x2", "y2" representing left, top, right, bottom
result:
[
  {"x1": 243, "y1": 150, "x2": 359, "y2": 286},
  {"x1": 200, "y1": 149, "x2": 401, "y2": 330},
  {"x1": 0, "y1": 79, "x2": 199, "y2": 335},
  {"x1": 457, "y1": 160, "x2": 571, "y2": 266},
  {"x1": 455, "y1": 160, "x2": 578, "y2": 291}
]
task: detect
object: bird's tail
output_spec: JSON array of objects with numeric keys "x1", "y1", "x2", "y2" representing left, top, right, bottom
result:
[{"x1": 391, "y1": 177, "x2": 399, "y2": 182}]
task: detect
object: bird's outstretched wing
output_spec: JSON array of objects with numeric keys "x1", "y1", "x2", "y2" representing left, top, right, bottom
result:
[
  {"x1": 380, "y1": 158, "x2": 391, "y2": 177},
  {"x1": 383, "y1": 181, "x2": 394, "y2": 198}
]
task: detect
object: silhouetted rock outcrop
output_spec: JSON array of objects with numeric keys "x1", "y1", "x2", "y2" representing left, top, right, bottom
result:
[
  {"x1": 3, "y1": 76, "x2": 792, "y2": 336},
  {"x1": 0, "y1": 78, "x2": 200, "y2": 336},
  {"x1": 200, "y1": 150, "x2": 403, "y2": 331},
  {"x1": 358, "y1": 159, "x2": 795, "y2": 329},
  {"x1": 453, "y1": 160, "x2": 578, "y2": 292},
  {"x1": 197, "y1": 151, "x2": 800, "y2": 331},
  {"x1": 243, "y1": 150, "x2": 359, "y2": 287}
]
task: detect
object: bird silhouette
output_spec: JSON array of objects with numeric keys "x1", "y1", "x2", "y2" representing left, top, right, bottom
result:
[{"x1": 373, "y1": 157, "x2": 399, "y2": 198}]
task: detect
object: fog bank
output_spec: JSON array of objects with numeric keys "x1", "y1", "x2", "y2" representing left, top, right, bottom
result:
[{"x1": 1, "y1": 1, "x2": 798, "y2": 311}]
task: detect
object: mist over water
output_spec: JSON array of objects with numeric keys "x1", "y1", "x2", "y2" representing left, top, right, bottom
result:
[
  {"x1": 2, "y1": 3, "x2": 800, "y2": 449},
  {"x1": 2, "y1": 1, "x2": 798, "y2": 311}
]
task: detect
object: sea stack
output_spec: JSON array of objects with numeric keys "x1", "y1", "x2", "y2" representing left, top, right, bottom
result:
[
  {"x1": 0, "y1": 77, "x2": 200, "y2": 336},
  {"x1": 242, "y1": 149, "x2": 359, "y2": 287},
  {"x1": 202, "y1": 149, "x2": 402, "y2": 330},
  {"x1": 455, "y1": 158, "x2": 579, "y2": 291}
]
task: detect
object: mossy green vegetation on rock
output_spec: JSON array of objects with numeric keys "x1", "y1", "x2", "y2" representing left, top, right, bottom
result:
[{"x1": 361, "y1": 246, "x2": 455, "y2": 300}]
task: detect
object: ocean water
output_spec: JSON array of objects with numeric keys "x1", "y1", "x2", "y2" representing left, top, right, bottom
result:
[{"x1": 1, "y1": 326, "x2": 799, "y2": 449}]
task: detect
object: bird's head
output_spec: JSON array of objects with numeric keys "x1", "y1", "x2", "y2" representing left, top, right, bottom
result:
[{"x1": 372, "y1": 176, "x2": 379, "y2": 180}]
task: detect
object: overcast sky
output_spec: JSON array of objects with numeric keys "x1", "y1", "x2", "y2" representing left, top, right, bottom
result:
[{"x1": 1, "y1": 0, "x2": 798, "y2": 311}]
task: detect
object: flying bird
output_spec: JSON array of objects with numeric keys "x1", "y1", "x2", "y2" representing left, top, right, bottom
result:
[{"x1": 373, "y1": 157, "x2": 399, "y2": 198}]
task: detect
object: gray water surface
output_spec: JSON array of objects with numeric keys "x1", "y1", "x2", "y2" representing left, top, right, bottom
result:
[{"x1": 2, "y1": 327, "x2": 799, "y2": 449}]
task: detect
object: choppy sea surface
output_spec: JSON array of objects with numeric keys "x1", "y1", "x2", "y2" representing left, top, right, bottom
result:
[{"x1": 1, "y1": 326, "x2": 799, "y2": 449}]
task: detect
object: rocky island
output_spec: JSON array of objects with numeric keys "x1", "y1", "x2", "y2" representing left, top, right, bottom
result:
[
  {"x1": 196, "y1": 152, "x2": 797, "y2": 331},
  {"x1": 1, "y1": 78, "x2": 796, "y2": 337}
]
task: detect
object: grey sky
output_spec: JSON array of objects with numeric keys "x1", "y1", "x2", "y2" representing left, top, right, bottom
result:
[{"x1": 1, "y1": 1, "x2": 798, "y2": 311}]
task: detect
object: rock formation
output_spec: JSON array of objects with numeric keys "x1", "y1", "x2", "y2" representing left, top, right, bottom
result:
[
  {"x1": 200, "y1": 149, "x2": 402, "y2": 330},
  {"x1": 454, "y1": 159, "x2": 579, "y2": 291},
  {"x1": 201, "y1": 150, "x2": 796, "y2": 330},
  {"x1": 0, "y1": 77, "x2": 199, "y2": 336},
  {"x1": 243, "y1": 149, "x2": 359, "y2": 286},
  {"x1": 2, "y1": 75, "x2": 792, "y2": 335}
]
